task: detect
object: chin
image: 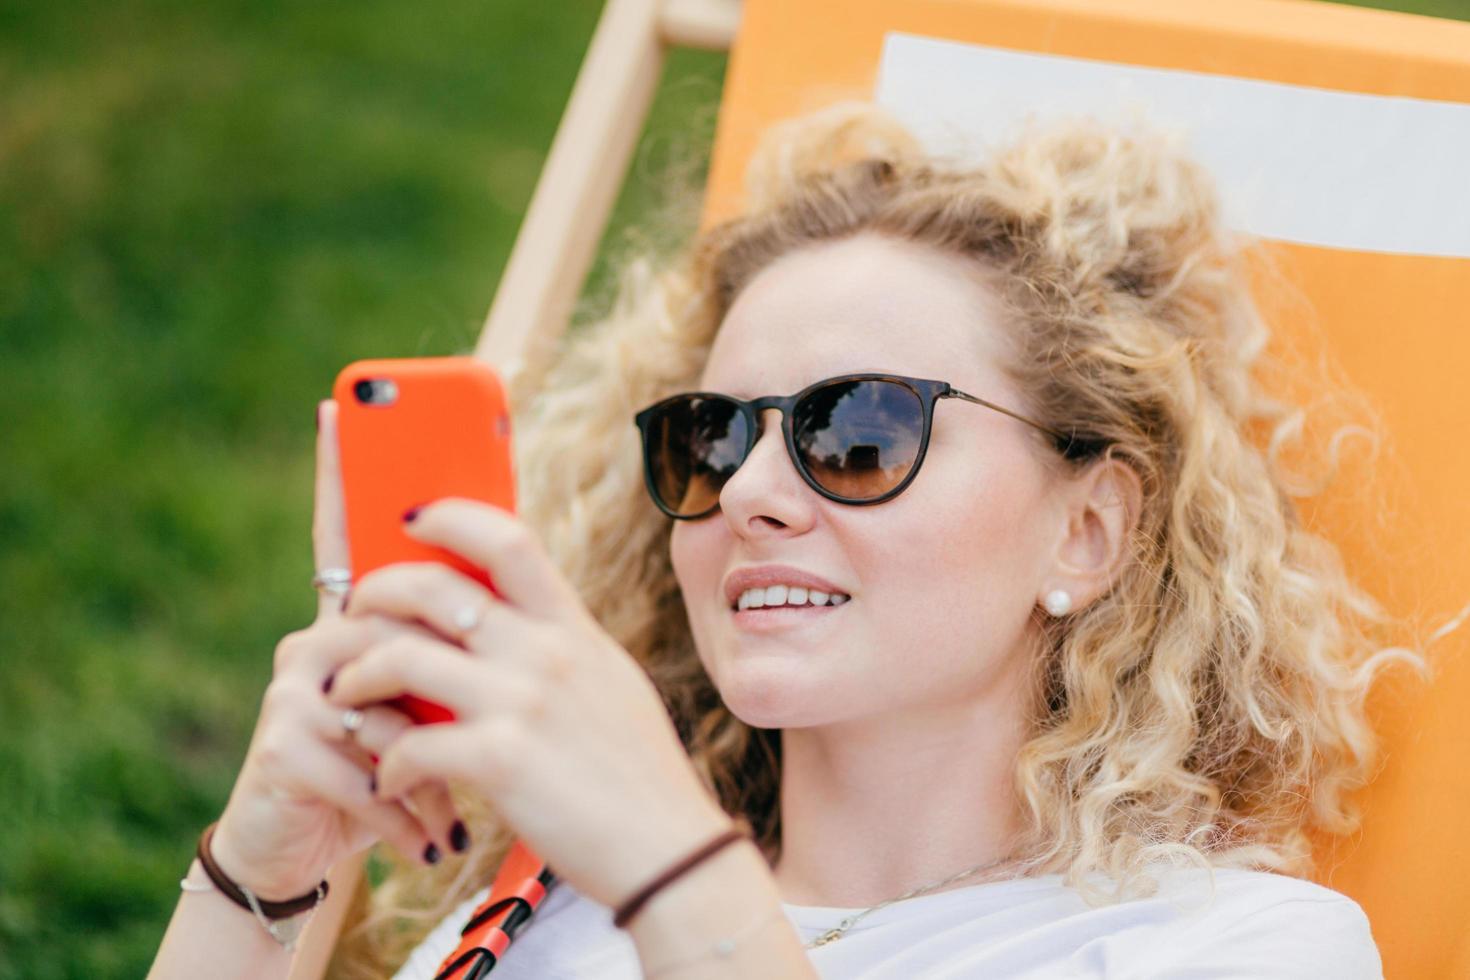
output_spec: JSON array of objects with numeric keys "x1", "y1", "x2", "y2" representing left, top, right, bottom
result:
[
  {"x1": 727, "y1": 702, "x2": 821, "y2": 730},
  {"x1": 715, "y1": 667, "x2": 834, "y2": 730}
]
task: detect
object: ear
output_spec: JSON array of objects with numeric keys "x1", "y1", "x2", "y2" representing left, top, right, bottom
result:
[{"x1": 1043, "y1": 454, "x2": 1143, "y2": 613}]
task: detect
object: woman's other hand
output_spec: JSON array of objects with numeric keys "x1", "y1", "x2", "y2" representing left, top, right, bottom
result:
[
  {"x1": 206, "y1": 400, "x2": 452, "y2": 901},
  {"x1": 323, "y1": 497, "x2": 733, "y2": 912}
]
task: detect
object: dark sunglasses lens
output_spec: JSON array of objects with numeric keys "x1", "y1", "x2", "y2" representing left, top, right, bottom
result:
[
  {"x1": 794, "y1": 380, "x2": 925, "y2": 501},
  {"x1": 644, "y1": 396, "x2": 749, "y2": 516}
]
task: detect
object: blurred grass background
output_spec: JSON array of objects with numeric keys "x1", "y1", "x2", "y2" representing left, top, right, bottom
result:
[{"x1": 0, "y1": 0, "x2": 1462, "y2": 976}]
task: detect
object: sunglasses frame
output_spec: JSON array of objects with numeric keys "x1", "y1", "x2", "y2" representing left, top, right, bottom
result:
[{"x1": 633, "y1": 371, "x2": 1074, "y2": 520}]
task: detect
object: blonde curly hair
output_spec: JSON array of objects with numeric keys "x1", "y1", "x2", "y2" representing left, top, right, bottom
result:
[{"x1": 331, "y1": 101, "x2": 1436, "y2": 976}]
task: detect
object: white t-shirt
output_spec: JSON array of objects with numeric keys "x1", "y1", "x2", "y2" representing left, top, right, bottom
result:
[{"x1": 391, "y1": 864, "x2": 1382, "y2": 979}]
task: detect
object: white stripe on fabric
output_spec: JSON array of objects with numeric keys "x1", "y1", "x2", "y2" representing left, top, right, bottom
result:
[{"x1": 875, "y1": 34, "x2": 1470, "y2": 259}]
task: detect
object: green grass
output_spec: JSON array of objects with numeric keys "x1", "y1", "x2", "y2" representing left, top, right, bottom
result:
[{"x1": 0, "y1": 0, "x2": 1460, "y2": 976}]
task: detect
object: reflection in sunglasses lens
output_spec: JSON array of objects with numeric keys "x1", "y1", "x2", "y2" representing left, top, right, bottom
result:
[
  {"x1": 654, "y1": 396, "x2": 748, "y2": 516},
  {"x1": 797, "y1": 380, "x2": 923, "y2": 500}
]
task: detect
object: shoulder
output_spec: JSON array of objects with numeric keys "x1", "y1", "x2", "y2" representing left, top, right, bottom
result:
[{"x1": 1133, "y1": 867, "x2": 1382, "y2": 979}]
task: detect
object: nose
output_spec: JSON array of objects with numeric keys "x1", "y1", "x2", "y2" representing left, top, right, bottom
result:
[{"x1": 717, "y1": 408, "x2": 816, "y2": 534}]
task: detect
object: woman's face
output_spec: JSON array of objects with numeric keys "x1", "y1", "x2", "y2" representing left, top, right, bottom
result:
[{"x1": 669, "y1": 232, "x2": 1065, "y2": 730}]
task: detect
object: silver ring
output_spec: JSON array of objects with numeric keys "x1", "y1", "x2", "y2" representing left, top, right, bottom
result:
[
  {"x1": 312, "y1": 567, "x2": 352, "y2": 597},
  {"x1": 340, "y1": 708, "x2": 365, "y2": 740},
  {"x1": 453, "y1": 604, "x2": 484, "y2": 635}
]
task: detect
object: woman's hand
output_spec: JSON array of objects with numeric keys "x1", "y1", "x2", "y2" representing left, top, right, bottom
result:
[
  {"x1": 207, "y1": 401, "x2": 458, "y2": 900},
  {"x1": 323, "y1": 497, "x2": 734, "y2": 911}
]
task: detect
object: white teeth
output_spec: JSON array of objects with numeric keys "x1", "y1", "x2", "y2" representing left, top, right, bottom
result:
[{"x1": 734, "y1": 586, "x2": 851, "y2": 610}]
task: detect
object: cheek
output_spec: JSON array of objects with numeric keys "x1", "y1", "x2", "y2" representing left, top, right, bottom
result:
[
  {"x1": 945, "y1": 493, "x2": 1032, "y2": 573},
  {"x1": 669, "y1": 523, "x2": 697, "y2": 594},
  {"x1": 670, "y1": 521, "x2": 720, "y2": 616},
  {"x1": 669, "y1": 520, "x2": 746, "y2": 695},
  {"x1": 873, "y1": 468, "x2": 1047, "y2": 639}
]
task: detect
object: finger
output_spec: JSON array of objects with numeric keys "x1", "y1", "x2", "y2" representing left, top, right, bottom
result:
[
  {"x1": 275, "y1": 614, "x2": 446, "y2": 688},
  {"x1": 343, "y1": 562, "x2": 526, "y2": 651},
  {"x1": 401, "y1": 781, "x2": 468, "y2": 859},
  {"x1": 322, "y1": 704, "x2": 468, "y2": 857},
  {"x1": 313, "y1": 399, "x2": 352, "y2": 621},
  {"x1": 374, "y1": 722, "x2": 502, "y2": 801},
  {"x1": 319, "y1": 702, "x2": 415, "y2": 756},
  {"x1": 287, "y1": 738, "x2": 442, "y2": 867},
  {"x1": 402, "y1": 499, "x2": 578, "y2": 621},
  {"x1": 325, "y1": 634, "x2": 489, "y2": 719}
]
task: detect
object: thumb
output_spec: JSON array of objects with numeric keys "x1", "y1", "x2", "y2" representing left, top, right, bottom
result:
[{"x1": 313, "y1": 399, "x2": 352, "y2": 621}]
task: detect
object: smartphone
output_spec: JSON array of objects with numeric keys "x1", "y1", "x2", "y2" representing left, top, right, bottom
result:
[{"x1": 333, "y1": 356, "x2": 517, "y2": 724}]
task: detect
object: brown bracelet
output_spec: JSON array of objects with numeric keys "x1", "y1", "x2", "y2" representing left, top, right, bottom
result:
[
  {"x1": 613, "y1": 826, "x2": 748, "y2": 930},
  {"x1": 196, "y1": 821, "x2": 329, "y2": 920}
]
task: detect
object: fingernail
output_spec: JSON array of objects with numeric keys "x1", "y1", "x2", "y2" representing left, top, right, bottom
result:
[
  {"x1": 322, "y1": 673, "x2": 335, "y2": 694},
  {"x1": 423, "y1": 842, "x2": 440, "y2": 865},
  {"x1": 450, "y1": 821, "x2": 470, "y2": 853},
  {"x1": 402, "y1": 506, "x2": 420, "y2": 524}
]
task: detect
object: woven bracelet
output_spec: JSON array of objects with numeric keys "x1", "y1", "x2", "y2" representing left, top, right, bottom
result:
[
  {"x1": 196, "y1": 821, "x2": 330, "y2": 920},
  {"x1": 613, "y1": 827, "x2": 748, "y2": 930}
]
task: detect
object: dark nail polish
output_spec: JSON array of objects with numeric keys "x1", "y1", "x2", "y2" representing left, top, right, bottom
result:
[
  {"x1": 450, "y1": 820, "x2": 470, "y2": 853},
  {"x1": 402, "y1": 506, "x2": 420, "y2": 524},
  {"x1": 423, "y1": 842, "x2": 440, "y2": 865},
  {"x1": 322, "y1": 673, "x2": 334, "y2": 694}
]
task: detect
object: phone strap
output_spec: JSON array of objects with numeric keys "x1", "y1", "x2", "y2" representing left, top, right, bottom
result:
[{"x1": 433, "y1": 839, "x2": 555, "y2": 980}]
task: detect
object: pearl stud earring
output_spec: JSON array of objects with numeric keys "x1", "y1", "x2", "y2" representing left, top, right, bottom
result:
[{"x1": 1043, "y1": 590, "x2": 1073, "y2": 617}]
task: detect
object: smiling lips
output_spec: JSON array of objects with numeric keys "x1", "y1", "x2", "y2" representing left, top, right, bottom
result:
[
  {"x1": 722, "y1": 564, "x2": 853, "y2": 626},
  {"x1": 730, "y1": 592, "x2": 849, "y2": 633}
]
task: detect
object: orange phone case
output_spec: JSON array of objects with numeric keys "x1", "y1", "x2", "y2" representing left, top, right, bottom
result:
[{"x1": 332, "y1": 357, "x2": 516, "y2": 724}]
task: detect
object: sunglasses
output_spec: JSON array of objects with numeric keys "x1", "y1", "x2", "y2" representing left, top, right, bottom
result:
[{"x1": 633, "y1": 372, "x2": 1077, "y2": 520}]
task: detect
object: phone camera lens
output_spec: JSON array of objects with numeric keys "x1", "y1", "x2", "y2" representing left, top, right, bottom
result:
[{"x1": 352, "y1": 378, "x2": 399, "y2": 405}]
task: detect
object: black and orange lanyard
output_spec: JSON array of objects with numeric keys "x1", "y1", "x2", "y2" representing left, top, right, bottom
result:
[{"x1": 433, "y1": 840, "x2": 556, "y2": 980}]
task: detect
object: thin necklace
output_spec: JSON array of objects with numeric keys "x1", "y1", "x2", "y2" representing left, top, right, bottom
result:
[{"x1": 802, "y1": 853, "x2": 1023, "y2": 949}]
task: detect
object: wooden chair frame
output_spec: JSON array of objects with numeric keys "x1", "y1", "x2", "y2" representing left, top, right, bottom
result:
[{"x1": 472, "y1": 0, "x2": 740, "y2": 400}]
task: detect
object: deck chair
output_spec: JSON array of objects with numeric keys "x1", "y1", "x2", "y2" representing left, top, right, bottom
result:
[{"x1": 291, "y1": 1, "x2": 1470, "y2": 977}]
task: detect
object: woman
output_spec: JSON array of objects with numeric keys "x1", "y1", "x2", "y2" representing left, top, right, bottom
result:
[{"x1": 150, "y1": 102, "x2": 1424, "y2": 979}]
